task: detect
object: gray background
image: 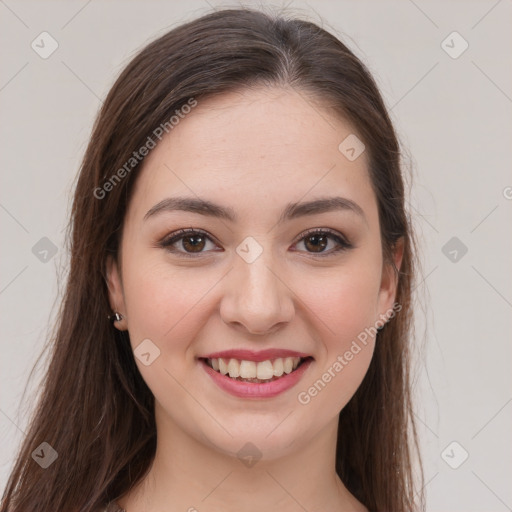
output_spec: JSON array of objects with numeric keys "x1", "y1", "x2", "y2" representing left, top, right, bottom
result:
[{"x1": 1, "y1": 1, "x2": 511, "y2": 510}]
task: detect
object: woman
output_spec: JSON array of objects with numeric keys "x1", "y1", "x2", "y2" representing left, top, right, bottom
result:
[{"x1": 1, "y1": 7, "x2": 424, "y2": 512}]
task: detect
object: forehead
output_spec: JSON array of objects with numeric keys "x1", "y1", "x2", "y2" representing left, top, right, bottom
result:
[{"x1": 127, "y1": 86, "x2": 377, "y2": 227}]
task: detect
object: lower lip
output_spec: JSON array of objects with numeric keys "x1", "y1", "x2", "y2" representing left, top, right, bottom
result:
[{"x1": 200, "y1": 358, "x2": 313, "y2": 399}]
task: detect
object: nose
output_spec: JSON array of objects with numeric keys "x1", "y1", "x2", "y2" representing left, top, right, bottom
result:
[{"x1": 219, "y1": 248, "x2": 295, "y2": 336}]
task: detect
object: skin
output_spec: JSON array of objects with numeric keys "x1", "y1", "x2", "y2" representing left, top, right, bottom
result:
[{"x1": 106, "y1": 86, "x2": 403, "y2": 512}]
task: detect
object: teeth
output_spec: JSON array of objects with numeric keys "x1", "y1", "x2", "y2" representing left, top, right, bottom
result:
[
  {"x1": 256, "y1": 360, "x2": 274, "y2": 380},
  {"x1": 227, "y1": 358, "x2": 239, "y2": 378},
  {"x1": 218, "y1": 358, "x2": 228, "y2": 375},
  {"x1": 207, "y1": 356, "x2": 304, "y2": 380},
  {"x1": 273, "y1": 358, "x2": 284, "y2": 377},
  {"x1": 239, "y1": 360, "x2": 257, "y2": 379}
]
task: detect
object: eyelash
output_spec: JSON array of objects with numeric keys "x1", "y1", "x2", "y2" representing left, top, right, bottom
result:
[{"x1": 157, "y1": 227, "x2": 353, "y2": 259}]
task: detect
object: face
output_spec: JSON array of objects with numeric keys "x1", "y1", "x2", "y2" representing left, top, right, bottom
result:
[{"x1": 106, "y1": 86, "x2": 402, "y2": 460}]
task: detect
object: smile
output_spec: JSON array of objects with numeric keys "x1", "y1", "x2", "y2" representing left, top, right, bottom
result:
[
  {"x1": 198, "y1": 351, "x2": 314, "y2": 399},
  {"x1": 204, "y1": 356, "x2": 306, "y2": 383}
]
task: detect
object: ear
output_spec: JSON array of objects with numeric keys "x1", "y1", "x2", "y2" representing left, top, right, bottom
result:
[
  {"x1": 106, "y1": 254, "x2": 127, "y2": 330},
  {"x1": 376, "y1": 237, "x2": 404, "y2": 323}
]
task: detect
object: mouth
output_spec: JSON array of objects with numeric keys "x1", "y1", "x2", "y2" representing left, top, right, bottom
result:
[{"x1": 200, "y1": 355, "x2": 313, "y2": 384}]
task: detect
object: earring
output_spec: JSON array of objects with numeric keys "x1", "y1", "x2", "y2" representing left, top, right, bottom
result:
[
  {"x1": 376, "y1": 319, "x2": 387, "y2": 331},
  {"x1": 108, "y1": 312, "x2": 124, "y2": 324}
]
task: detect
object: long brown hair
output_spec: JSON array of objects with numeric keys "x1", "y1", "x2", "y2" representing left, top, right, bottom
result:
[{"x1": 1, "y1": 7, "x2": 424, "y2": 512}]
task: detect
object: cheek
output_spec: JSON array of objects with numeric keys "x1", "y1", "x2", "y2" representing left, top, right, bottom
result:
[
  {"x1": 297, "y1": 258, "x2": 382, "y2": 342},
  {"x1": 293, "y1": 258, "x2": 381, "y2": 411},
  {"x1": 120, "y1": 261, "x2": 216, "y2": 401},
  {"x1": 121, "y1": 258, "x2": 220, "y2": 354}
]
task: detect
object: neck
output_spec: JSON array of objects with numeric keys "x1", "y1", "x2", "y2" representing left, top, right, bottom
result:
[{"x1": 117, "y1": 405, "x2": 368, "y2": 512}]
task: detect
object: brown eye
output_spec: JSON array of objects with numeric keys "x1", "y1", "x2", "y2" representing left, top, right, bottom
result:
[
  {"x1": 303, "y1": 233, "x2": 328, "y2": 253},
  {"x1": 181, "y1": 234, "x2": 206, "y2": 252},
  {"x1": 159, "y1": 227, "x2": 352, "y2": 259},
  {"x1": 294, "y1": 228, "x2": 352, "y2": 256},
  {"x1": 159, "y1": 228, "x2": 219, "y2": 257}
]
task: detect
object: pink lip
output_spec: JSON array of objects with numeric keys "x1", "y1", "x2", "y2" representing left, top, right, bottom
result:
[
  {"x1": 199, "y1": 357, "x2": 313, "y2": 399},
  {"x1": 200, "y1": 349, "x2": 311, "y2": 363}
]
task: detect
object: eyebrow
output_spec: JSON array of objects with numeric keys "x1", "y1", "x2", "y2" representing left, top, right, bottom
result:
[{"x1": 143, "y1": 195, "x2": 367, "y2": 225}]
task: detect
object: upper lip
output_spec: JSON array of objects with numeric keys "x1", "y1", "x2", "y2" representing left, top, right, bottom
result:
[{"x1": 199, "y1": 349, "x2": 312, "y2": 362}]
